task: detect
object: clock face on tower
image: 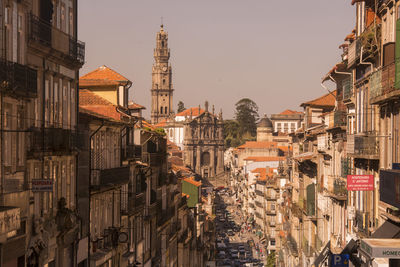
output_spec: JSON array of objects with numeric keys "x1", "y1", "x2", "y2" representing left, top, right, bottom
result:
[{"x1": 162, "y1": 66, "x2": 167, "y2": 72}]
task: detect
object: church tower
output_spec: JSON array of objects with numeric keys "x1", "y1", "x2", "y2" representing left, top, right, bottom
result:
[{"x1": 151, "y1": 24, "x2": 174, "y2": 124}]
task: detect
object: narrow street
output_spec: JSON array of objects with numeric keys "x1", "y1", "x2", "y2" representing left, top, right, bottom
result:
[{"x1": 214, "y1": 186, "x2": 265, "y2": 267}]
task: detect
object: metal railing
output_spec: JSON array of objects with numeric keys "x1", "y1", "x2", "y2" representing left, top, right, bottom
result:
[
  {"x1": 334, "y1": 111, "x2": 347, "y2": 127},
  {"x1": 0, "y1": 59, "x2": 37, "y2": 96},
  {"x1": 29, "y1": 127, "x2": 78, "y2": 153},
  {"x1": 347, "y1": 133, "x2": 379, "y2": 157},
  {"x1": 28, "y1": 13, "x2": 85, "y2": 65},
  {"x1": 333, "y1": 178, "x2": 347, "y2": 197}
]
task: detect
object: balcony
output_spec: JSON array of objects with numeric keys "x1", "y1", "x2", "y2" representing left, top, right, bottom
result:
[
  {"x1": 0, "y1": 59, "x2": 37, "y2": 97},
  {"x1": 91, "y1": 166, "x2": 129, "y2": 190},
  {"x1": 28, "y1": 127, "x2": 78, "y2": 155},
  {"x1": 355, "y1": 210, "x2": 370, "y2": 236},
  {"x1": 255, "y1": 200, "x2": 263, "y2": 208},
  {"x1": 28, "y1": 14, "x2": 85, "y2": 66},
  {"x1": 286, "y1": 234, "x2": 298, "y2": 256},
  {"x1": 142, "y1": 152, "x2": 164, "y2": 166},
  {"x1": 347, "y1": 133, "x2": 379, "y2": 159},
  {"x1": 327, "y1": 177, "x2": 348, "y2": 201},
  {"x1": 333, "y1": 110, "x2": 346, "y2": 128},
  {"x1": 0, "y1": 207, "x2": 20, "y2": 237},
  {"x1": 342, "y1": 75, "x2": 353, "y2": 101},
  {"x1": 266, "y1": 208, "x2": 276, "y2": 215},
  {"x1": 379, "y1": 169, "x2": 400, "y2": 209},
  {"x1": 122, "y1": 144, "x2": 142, "y2": 161},
  {"x1": 255, "y1": 189, "x2": 264, "y2": 196},
  {"x1": 135, "y1": 193, "x2": 145, "y2": 209},
  {"x1": 348, "y1": 38, "x2": 361, "y2": 67},
  {"x1": 371, "y1": 61, "x2": 400, "y2": 104}
]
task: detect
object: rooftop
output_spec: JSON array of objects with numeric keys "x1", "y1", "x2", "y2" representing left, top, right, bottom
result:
[
  {"x1": 81, "y1": 65, "x2": 130, "y2": 82},
  {"x1": 244, "y1": 156, "x2": 285, "y2": 162},
  {"x1": 300, "y1": 90, "x2": 336, "y2": 108},
  {"x1": 176, "y1": 107, "x2": 205, "y2": 117},
  {"x1": 237, "y1": 141, "x2": 278, "y2": 149}
]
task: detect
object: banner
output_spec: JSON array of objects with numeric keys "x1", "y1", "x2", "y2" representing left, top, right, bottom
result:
[
  {"x1": 347, "y1": 175, "x2": 374, "y2": 191},
  {"x1": 32, "y1": 179, "x2": 53, "y2": 192}
]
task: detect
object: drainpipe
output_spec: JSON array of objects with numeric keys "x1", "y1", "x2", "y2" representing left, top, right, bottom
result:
[
  {"x1": 360, "y1": 47, "x2": 374, "y2": 72},
  {"x1": 88, "y1": 120, "x2": 105, "y2": 266}
]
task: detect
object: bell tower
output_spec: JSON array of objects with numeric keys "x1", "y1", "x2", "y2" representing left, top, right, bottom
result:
[{"x1": 151, "y1": 24, "x2": 174, "y2": 124}]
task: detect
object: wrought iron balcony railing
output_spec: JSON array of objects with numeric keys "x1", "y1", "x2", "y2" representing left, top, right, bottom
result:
[
  {"x1": 347, "y1": 133, "x2": 379, "y2": 158},
  {"x1": 28, "y1": 127, "x2": 78, "y2": 154},
  {"x1": 28, "y1": 13, "x2": 85, "y2": 65},
  {"x1": 0, "y1": 59, "x2": 37, "y2": 96}
]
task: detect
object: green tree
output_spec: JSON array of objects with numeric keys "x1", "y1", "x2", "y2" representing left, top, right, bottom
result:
[
  {"x1": 266, "y1": 251, "x2": 276, "y2": 267},
  {"x1": 235, "y1": 98, "x2": 259, "y2": 137},
  {"x1": 223, "y1": 119, "x2": 241, "y2": 148},
  {"x1": 177, "y1": 101, "x2": 185, "y2": 113}
]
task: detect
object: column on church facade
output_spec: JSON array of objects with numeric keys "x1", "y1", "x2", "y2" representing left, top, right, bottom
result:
[
  {"x1": 196, "y1": 146, "x2": 201, "y2": 174},
  {"x1": 210, "y1": 146, "x2": 215, "y2": 176},
  {"x1": 216, "y1": 146, "x2": 224, "y2": 174}
]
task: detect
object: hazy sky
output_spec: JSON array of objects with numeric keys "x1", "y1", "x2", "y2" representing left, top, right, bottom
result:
[{"x1": 78, "y1": 0, "x2": 354, "y2": 119}]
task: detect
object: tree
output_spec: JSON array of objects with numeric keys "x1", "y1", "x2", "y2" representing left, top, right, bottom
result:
[
  {"x1": 223, "y1": 120, "x2": 241, "y2": 148},
  {"x1": 177, "y1": 101, "x2": 185, "y2": 113},
  {"x1": 235, "y1": 98, "x2": 259, "y2": 137},
  {"x1": 266, "y1": 251, "x2": 276, "y2": 267}
]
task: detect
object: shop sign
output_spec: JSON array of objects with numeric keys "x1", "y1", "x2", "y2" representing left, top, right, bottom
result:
[
  {"x1": 32, "y1": 179, "x2": 53, "y2": 192},
  {"x1": 360, "y1": 239, "x2": 400, "y2": 259},
  {"x1": 331, "y1": 254, "x2": 349, "y2": 267},
  {"x1": 347, "y1": 175, "x2": 374, "y2": 191},
  {"x1": 0, "y1": 207, "x2": 20, "y2": 236}
]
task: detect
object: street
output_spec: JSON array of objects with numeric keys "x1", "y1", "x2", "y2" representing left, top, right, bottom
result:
[{"x1": 214, "y1": 186, "x2": 265, "y2": 267}]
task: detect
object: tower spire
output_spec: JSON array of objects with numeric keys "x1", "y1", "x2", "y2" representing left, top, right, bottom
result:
[{"x1": 151, "y1": 23, "x2": 174, "y2": 124}]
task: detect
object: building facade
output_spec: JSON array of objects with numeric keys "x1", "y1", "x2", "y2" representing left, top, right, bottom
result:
[
  {"x1": 182, "y1": 103, "x2": 225, "y2": 178},
  {"x1": 151, "y1": 25, "x2": 174, "y2": 124}
]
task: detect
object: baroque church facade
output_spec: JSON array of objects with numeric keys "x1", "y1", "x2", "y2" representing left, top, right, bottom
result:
[
  {"x1": 151, "y1": 25, "x2": 224, "y2": 177},
  {"x1": 151, "y1": 25, "x2": 174, "y2": 124},
  {"x1": 182, "y1": 103, "x2": 225, "y2": 178}
]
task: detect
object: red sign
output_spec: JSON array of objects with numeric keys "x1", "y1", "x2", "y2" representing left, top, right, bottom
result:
[{"x1": 347, "y1": 175, "x2": 374, "y2": 191}]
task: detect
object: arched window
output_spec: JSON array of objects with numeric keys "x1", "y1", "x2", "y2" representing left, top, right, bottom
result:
[
  {"x1": 163, "y1": 79, "x2": 166, "y2": 85},
  {"x1": 164, "y1": 107, "x2": 168, "y2": 114},
  {"x1": 161, "y1": 41, "x2": 164, "y2": 47},
  {"x1": 160, "y1": 107, "x2": 163, "y2": 114}
]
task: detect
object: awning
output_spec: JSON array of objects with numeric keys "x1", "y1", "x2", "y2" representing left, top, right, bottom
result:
[
  {"x1": 312, "y1": 241, "x2": 330, "y2": 267},
  {"x1": 341, "y1": 239, "x2": 362, "y2": 267},
  {"x1": 371, "y1": 220, "x2": 400, "y2": 238}
]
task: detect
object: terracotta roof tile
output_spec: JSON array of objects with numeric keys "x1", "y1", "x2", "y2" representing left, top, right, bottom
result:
[
  {"x1": 278, "y1": 146, "x2": 292, "y2": 152},
  {"x1": 280, "y1": 109, "x2": 302, "y2": 115},
  {"x1": 237, "y1": 141, "x2": 278, "y2": 149},
  {"x1": 176, "y1": 107, "x2": 205, "y2": 117},
  {"x1": 154, "y1": 119, "x2": 167, "y2": 128},
  {"x1": 128, "y1": 102, "x2": 146, "y2": 110},
  {"x1": 244, "y1": 156, "x2": 285, "y2": 162},
  {"x1": 79, "y1": 89, "x2": 126, "y2": 121},
  {"x1": 80, "y1": 65, "x2": 130, "y2": 83},
  {"x1": 251, "y1": 167, "x2": 276, "y2": 180},
  {"x1": 300, "y1": 90, "x2": 336, "y2": 108},
  {"x1": 79, "y1": 79, "x2": 120, "y2": 87}
]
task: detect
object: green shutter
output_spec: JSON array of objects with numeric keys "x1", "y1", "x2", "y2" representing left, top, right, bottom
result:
[
  {"x1": 306, "y1": 184, "x2": 316, "y2": 216},
  {"x1": 395, "y1": 19, "x2": 400, "y2": 88}
]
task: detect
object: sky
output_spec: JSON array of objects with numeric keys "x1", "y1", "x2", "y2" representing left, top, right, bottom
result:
[{"x1": 78, "y1": 0, "x2": 354, "y2": 119}]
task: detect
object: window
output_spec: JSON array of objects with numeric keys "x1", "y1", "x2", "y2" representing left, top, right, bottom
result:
[
  {"x1": 164, "y1": 107, "x2": 168, "y2": 114},
  {"x1": 61, "y1": 3, "x2": 66, "y2": 32},
  {"x1": 69, "y1": 8, "x2": 73, "y2": 35},
  {"x1": 163, "y1": 79, "x2": 166, "y2": 85},
  {"x1": 160, "y1": 106, "x2": 163, "y2": 114}
]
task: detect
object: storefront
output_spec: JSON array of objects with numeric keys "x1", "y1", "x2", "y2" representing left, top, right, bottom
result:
[{"x1": 359, "y1": 239, "x2": 400, "y2": 266}]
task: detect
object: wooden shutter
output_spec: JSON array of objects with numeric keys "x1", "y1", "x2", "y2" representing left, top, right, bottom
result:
[{"x1": 394, "y1": 19, "x2": 400, "y2": 88}]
